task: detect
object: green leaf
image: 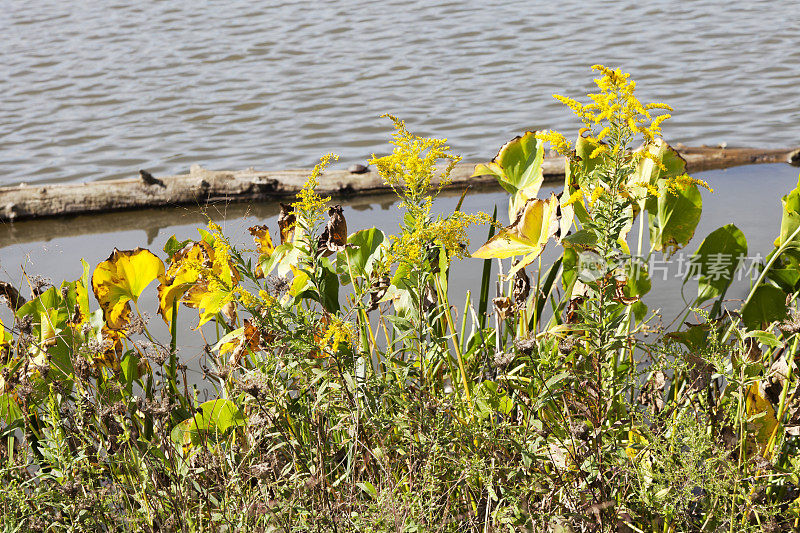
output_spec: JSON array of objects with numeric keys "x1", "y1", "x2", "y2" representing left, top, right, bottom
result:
[
  {"x1": 338, "y1": 228, "x2": 386, "y2": 280},
  {"x1": 356, "y1": 481, "x2": 378, "y2": 500},
  {"x1": 690, "y1": 224, "x2": 748, "y2": 304},
  {"x1": 647, "y1": 182, "x2": 702, "y2": 254},
  {"x1": 171, "y1": 399, "x2": 245, "y2": 448},
  {"x1": 778, "y1": 178, "x2": 800, "y2": 248},
  {"x1": 0, "y1": 394, "x2": 22, "y2": 425},
  {"x1": 561, "y1": 229, "x2": 598, "y2": 250},
  {"x1": 473, "y1": 131, "x2": 544, "y2": 198},
  {"x1": 741, "y1": 284, "x2": 788, "y2": 330},
  {"x1": 318, "y1": 260, "x2": 340, "y2": 314},
  {"x1": 743, "y1": 330, "x2": 784, "y2": 348},
  {"x1": 164, "y1": 235, "x2": 192, "y2": 260},
  {"x1": 474, "y1": 380, "x2": 514, "y2": 420}
]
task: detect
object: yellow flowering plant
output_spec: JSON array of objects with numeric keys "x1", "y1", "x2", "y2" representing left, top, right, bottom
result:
[{"x1": 5, "y1": 68, "x2": 800, "y2": 533}]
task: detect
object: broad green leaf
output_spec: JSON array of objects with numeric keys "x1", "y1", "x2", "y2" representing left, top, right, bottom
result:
[
  {"x1": 743, "y1": 330, "x2": 784, "y2": 348},
  {"x1": 171, "y1": 399, "x2": 245, "y2": 449},
  {"x1": 317, "y1": 260, "x2": 340, "y2": 313},
  {"x1": 472, "y1": 131, "x2": 544, "y2": 198},
  {"x1": 741, "y1": 284, "x2": 788, "y2": 330},
  {"x1": 92, "y1": 248, "x2": 164, "y2": 329},
  {"x1": 765, "y1": 247, "x2": 800, "y2": 293},
  {"x1": 647, "y1": 181, "x2": 702, "y2": 254},
  {"x1": 472, "y1": 132, "x2": 545, "y2": 222},
  {"x1": 474, "y1": 380, "x2": 514, "y2": 420},
  {"x1": 690, "y1": 224, "x2": 747, "y2": 304},
  {"x1": 0, "y1": 393, "x2": 22, "y2": 425},
  {"x1": 338, "y1": 228, "x2": 386, "y2": 280}
]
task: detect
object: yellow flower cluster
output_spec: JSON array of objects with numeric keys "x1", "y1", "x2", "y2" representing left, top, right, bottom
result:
[
  {"x1": 551, "y1": 65, "x2": 674, "y2": 148},
  {"x1": 562, "y1": 189, "x2": 584, "y2": 207},
  {"x1": 320, "y1": 315, "x2": 353, "y2": 355},
  {"x1": 293, "y1": 154, "x2": 336, "y2": 228},
  {"x1": 388, "y1": 209, "x2": 490, "y2": 269},
  {"x1": 535, "y1": 129, "x2": 572, "y2": 156},
  {"x1": 665, "y1": 173, "x2": 713, "y2": 194},
  {"x1": 589, "y1": 185, "x2": 606, "y2": 205},
  {"x1": 369, "y1": 115, "x2": 460, "y2": 203},
  {"x1": 234, "y1": 286, "x2": 258, "y2": 308}
]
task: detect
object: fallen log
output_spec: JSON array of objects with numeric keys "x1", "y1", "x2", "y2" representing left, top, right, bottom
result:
[{"x1": 1, "y1": 145, "x2": 798, "y2": 222}]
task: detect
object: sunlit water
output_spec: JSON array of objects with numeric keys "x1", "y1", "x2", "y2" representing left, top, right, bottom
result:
[
  {"x1": 2, "y1": 0, "x2": 799, "y2": 186},
  {"x1": 2, "y1": 0, "x2": 800, "y2": 384}
]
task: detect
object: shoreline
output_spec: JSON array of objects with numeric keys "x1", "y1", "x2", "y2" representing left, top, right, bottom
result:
[{"x1": 1, "y1": 145, "x2": 798, "y2": 222}]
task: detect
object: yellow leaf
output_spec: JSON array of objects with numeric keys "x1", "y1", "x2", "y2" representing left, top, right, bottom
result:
[
  {"x1": 472, "y1": 193, "x2": 561, "y2": 266},
  {"x1": 186, "y1": 289, "x2": 235, "y2": 328},
  {"x1": 0, "y1": 317, "x2": 12, "y2": 347},
  {"x1": 157, "y1": 241, "x2": 210, "y2": 324},
  {"x1": 157, "y1": 240, "x2": 240, "y2": 327},
  {"x1": 746, "y1": 383, "x2": 779, "y2": 449},
  {"x1": 92, "y1": 248, "x2": 164, "y2": 330},
  {"x1": 248, "y1": 225, "x2": 275, "y2": 256}
]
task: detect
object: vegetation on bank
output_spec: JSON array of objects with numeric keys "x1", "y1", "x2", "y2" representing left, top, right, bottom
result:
[{"x1": 2, "y1": 66, "x2": 800, "y2": 532}]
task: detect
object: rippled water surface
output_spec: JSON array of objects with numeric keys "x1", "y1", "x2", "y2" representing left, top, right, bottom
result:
[{"x1": 2, "y1": 0, "x2": 800, "y2": 186}]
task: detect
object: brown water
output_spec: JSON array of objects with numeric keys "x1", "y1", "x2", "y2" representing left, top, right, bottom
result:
[{"x1": 2, "y1": 0, "x2": 799, "y2": 187}]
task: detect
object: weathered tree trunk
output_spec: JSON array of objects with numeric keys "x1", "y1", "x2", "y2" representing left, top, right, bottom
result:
[{"x1": 1, "y1": 146, "x2": 797, "y2": 222}]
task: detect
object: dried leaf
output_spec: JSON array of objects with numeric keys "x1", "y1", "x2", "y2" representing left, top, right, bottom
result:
[
  {"x1": 0, "y1": 281, "x2": 25, "y2": 311},
  {"x1": 512, "y1": 266, "x2": 530, "y2": 308},
  {"x1": 278, "y1": 203, "x2": 296, "y2": 245},
  {"x1": 317, "y1": 205, "x2": 348, "y2": 257}
]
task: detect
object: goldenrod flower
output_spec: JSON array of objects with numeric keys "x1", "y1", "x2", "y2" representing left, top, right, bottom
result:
[
  {"x1": 666, "y1": 173, "x2": 713, "y2": 194},
  {"x1": 319, "y1": 315, "x2": 353, "y2": 355},
  {"x1": 535, "y1": 130, "x2": 572, "y2": 156},
  {"x1": 293, "y1": 154, "x2": 337, "y2": 229},
  {"x1": 589, "y1": 145, "x2": 608, "y2": 159},
  {"x1": 563, "y1": 189, "x2": 584, "y2": 207}
]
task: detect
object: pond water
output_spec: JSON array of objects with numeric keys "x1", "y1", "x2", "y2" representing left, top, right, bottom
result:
[
  {"x1": 2, "y1": 0, "x2": 800, "y2": 384},
  {"x1": 1, "y1": 162, "x2": 798, "y2": 385},
  {"x1": 2, "y1": 0, "x2": 799, "y2": 187}
]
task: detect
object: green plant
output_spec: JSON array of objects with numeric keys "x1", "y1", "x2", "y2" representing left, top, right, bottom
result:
[{"x1": 1, "y1": 65, "x2": 800, "y2": 532}]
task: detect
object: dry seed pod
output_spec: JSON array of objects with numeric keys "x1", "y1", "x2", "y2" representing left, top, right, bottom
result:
[
  {"x1": 512, "y1": 266, "x2": 530, "y2": 308},
  {"x1": 493, "y1": 296, "x2": 515, "y2": 321}
]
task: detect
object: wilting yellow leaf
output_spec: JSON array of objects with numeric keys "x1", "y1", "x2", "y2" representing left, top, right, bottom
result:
[
  {"x1": 746, "y1": 383, "x2": 779, "y2": 449},
  {"x1": 92, "y1": 325, "x2": 124, "y2": 372},
  {"x1": 157, "y1": 241, "x2": 210, "y2": 323},
  {"x1": 185, "y1": 289, "x2": 235, "y2": 328},
  {"x1": 473, "y1": 193, "x2": 572, "y2": 277},
  {"x1": 227, "y1": 319, "x2": 261, "y2": 366},
  {"x1": 92, "y1": 248, "x2": 164, "y2": 330},
  {"x1": 278, "y1": 202, "x2": 296, "y2": 244},
  {"x1": 248, "y1": 225, "x2": 276, "y2": 278},
  {"x1": 248, "y1": 225, "x2": 275, "y2": 256},
  {"x1": 157, "y1": 240, "x2": 240, "y2": 328}
]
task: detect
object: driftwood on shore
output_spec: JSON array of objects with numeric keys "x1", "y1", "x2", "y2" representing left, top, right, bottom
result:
[{"x1": 1, "y1": 145, "x2": 798, "y2": 222}]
